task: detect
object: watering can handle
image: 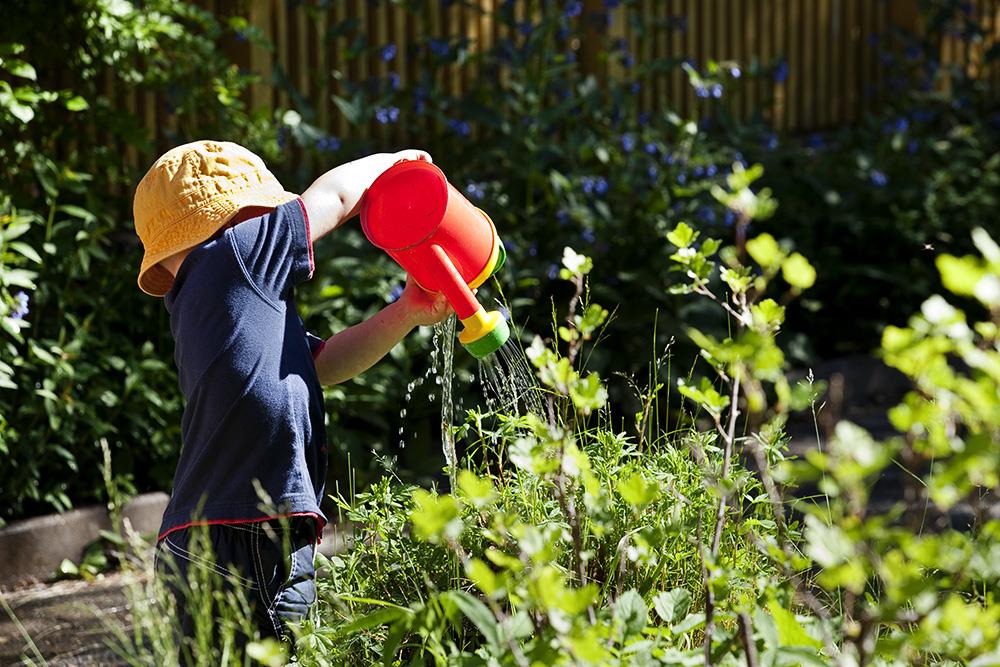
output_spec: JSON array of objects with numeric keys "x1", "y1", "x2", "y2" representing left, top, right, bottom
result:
[{"x1": 427, "y1": 244, "x2": 481, "y2": 320}]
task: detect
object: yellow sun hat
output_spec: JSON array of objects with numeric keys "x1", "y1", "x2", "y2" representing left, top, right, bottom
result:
[{"x1": 133, "y1": 140, "x2": 297, "y2": 296}]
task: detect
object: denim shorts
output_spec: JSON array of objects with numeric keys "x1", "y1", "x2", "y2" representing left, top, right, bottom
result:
[{"x1": 154, "y1": 516, "x2": 318, "y2": 644}]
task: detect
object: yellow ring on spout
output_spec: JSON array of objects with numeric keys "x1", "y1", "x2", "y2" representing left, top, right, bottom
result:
[{"x1": 468, "y1": 210, "x2": 501, "y2": 290}]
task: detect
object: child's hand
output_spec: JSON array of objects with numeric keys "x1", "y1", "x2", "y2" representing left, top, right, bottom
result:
[
  {"x1": 393, "y1": 149, "x2": 432, "y2": 165},
  {"x1": 397, "y1": 276, "x2": 453, "y2": 327}
]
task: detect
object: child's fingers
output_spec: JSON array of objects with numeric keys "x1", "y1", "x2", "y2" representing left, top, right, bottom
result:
[{"x1": 397, "y1": 149, "x2": 432, "y2": 163}]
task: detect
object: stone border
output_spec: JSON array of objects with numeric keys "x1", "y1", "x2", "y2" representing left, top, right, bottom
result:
[{"x1": 0, "y1": 493, "x2": 169, "y2": 590}]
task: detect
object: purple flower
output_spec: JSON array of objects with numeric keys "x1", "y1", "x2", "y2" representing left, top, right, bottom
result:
[
  {"x1": 870, "y1": 170, "x2": 888, "y2": 187},
  {"x1": 710, "y1": 83, "x2": 723, "y2": 98},
  {"x1": 621, "y1": 133, "x2": 635, "y2": 152},
  {"x1": 387, "y1": 73, "x2": 400, "y2": 90},
  {"x1": 644, "y1": 142, "x2": 658, "y2": 155},
  {"x1": 582, "y1": 228, "x2": 596, "y2": 242},
  {"x1": 724, "y1": 209, "x2": 736, "y2": 227},
  {"x1": 648, "y1": 165, "x2": 659, "y2": 180},
  {"x1": 557, "y1": 209, "x2": 569, "y2": 226},
  {"x1": 388, "y1": 284, "x2": 404, "y2": 303},
  {"x1": 663, "y1": 152, "x2": 677, "y2": 166},
  {"x1": 10, "y1": 291, "x2": 29, "y2": 320},
  {"x1": 594, "y1": 177, "x2": 608, "y2": 195},
  {"x1": 706, "y1": 164, "x2": 718, "y2": 177},
  {"x1": 547, "y1": 263, "x2": 559, "y2": 279},
  {"x1": 692, "y1": 165, "x2": 704, "y2": 177},
  {"x1": 381, "y1": 43, "x2": 397, "y2": 61},
  {"x1": 774, "y1": 60, "x2": 789, "y2": 83},
  {"x1": 565, "y1": 1, "x2": 583, "y2": 18},
  {"x1": 764, "y1": 133, "x2": 779, "y2": 151},
  {"x1": 695, "y1": 85, "x2": 709, "y2": 98},
  {"x1": 697, "y1": 206, "x2": 716, "y2": 223},
  {"x1": 729, "y1": 65, "x2": 742, "y2": 78},
  {"x1": 528, "y1": 243, "x2": 538, "y2": 257},
  {"x1": 677, "y1": 172, "x2": 687, "y2": 185},
  {"x1": 375, "y1": 106, "x2": 400, "y2": 124}
]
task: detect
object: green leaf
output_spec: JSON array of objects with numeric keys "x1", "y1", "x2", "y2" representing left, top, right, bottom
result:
[
  {"x1": 444, "y1": 590, "x2": 501, "y2": 648},
  {"x1": 410, "y1": 490, "x2": 462, "y2": 543},
  {"x1": 781, "y1": 253, "x2": 816, "y2": 289},
  {"x1": 457, "y1": 470, "x2": 497, "y2": 508},
  {"x1": 617, "y1": 473, "x2": 660, "y2": 508},
  {"x1": 653, "y1": 588, "x2": 692, "y2": 624},
  {"x1": 64, "y1": 96, "x2": 89, "y2": 111},
  {"x1": 614, "y1": 590, "x2": 648, "y2": 638},
  {"x1": 667, "y1": 222, "x2": 697, "y2": 248},
  {"x1": 569, "y1": 372, "x2": 608, "y2": 416},
  {"x1": 936, "y1": 254, "x2": 984, "y2": 297},
  {"x1": 9, "y1": 241, "x2": 42, "y2": 264},
  {"x1": 751, "y1": 298, "x2": 785, "y2": 332},
  {"x1": 7, "y1": 60, "x2": 36, "y2": 80},
  {"x1": 746, "y1": 233, "x2": 783, "y2": 269},
  {"x1": 466, "y1": 558, "x2": 501, "y2": 596},
  {"x1": 767, "y1": 599, "x2": 822, "y2": 649}
]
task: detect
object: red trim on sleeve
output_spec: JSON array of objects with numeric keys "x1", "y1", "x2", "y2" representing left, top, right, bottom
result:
[
  {"x1": 157, "y1": 511, "x2": 326, "y2": 545},
  {"x1": 296, "y1": 197, "x2": 315, "y2": 276}
]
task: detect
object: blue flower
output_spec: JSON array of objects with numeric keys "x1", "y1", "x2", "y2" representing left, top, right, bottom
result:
[
  {"x1": 806, "y1": 134, "x2": 824, "y2": 149},
  {"x1": 316, "y1": 136, "x2": 341, "y2": 152},
  {"x1": 638, "y1": 112, "x2": 650, "y2": 126},
  {"x1": 582, "y1": 228, "x2": 596, "y2": 242},
  {"x1": 644, "y1": 142, "x2": 657, "y2": 155},
  {"x1": 448, "y1": 119, "x2": 471, "y2": 136},
  {"x1": 870, "y1": 170, "x2": 888, "y2": 187},
  {"x1": 528, "y1": 243, "x2": 538, "y2": 257},
  {"x1": 276, "y1": 126, "x2": 288, "y2": 149},
  {"x1": 10, "y1": 291, "x2": 29, "y2": 320},
  {"x1": 388, "y1": 284, "x2": 404, "y2": 303},
  {"x1": 557, "y1": 26, "x2": 570, "y2": 41},
  {"x1": 724, "y1": 209, "x2": 736, "y2": 227},
  {"x1": 774, "y1": 60, "x2": 789, "y2": 83},
  {"x1": 710, "y1": 83, "x2": 723, "y2": 98},
  {"x1": 381, "y1": 43, "x2": 397, "y2": 61},
  {"x1": 595, "y1": 177, "x2": 608, "y2": 195},
  {"x1": 547, "y1": 263, "x2": 559, "y2": 279},
  {"x1": 557, "y1": 209, "x2": 569, "y2": 226},
  {"x1": 582, "y1": 177, "x2": 595, "y2": 195},
  {"x1": 621, "y1": 133, "x2": 635, "y2": 152},
  {"x1": 764, "y1": 133, "x2": 779, "y2": 151},
  {"x1": 648, "y1": 165, "x2": 658, "y2": 180},
  {"x1": 677, "y1": 172, "x2": 687, "y2": 185},
  {"x1": 706, "y1": 164, "x2": 718, "y2": 177},
  {"x1": 622, "y1": 54, "x2": 634, "y2": 68},
  {"x1": 428, "y1": 39, "x2": 449, "y2": 56},
  {"x1": 375, "y1": 106, "x2": 400, "y2": 124},
  {"x1": 692, "y1": 165, "x2": 704, "y2": 178},
  {"x1": 729, "y1": 65, "x2": 742, "y2": 78},
  {"x1": 907, "y1": 140, "x2": 919, "y2": 154},
  {"x1": 387, "y1": 73, "x2": 400, "y2": 90},
  {"x1": 663, "y1": 152, "x2": 677, "y2": 165},
  {"x1": 695, "y1": 85, "x2": 709, "y2": 98},
  {"x1": 697, "y1": 206, "x2": 716, "y2": 223},
  {"x1": 517, "y1": 21, "x2": 533, "y2": 35},
  {"x1": 465, "y1": 182, "x2": 485, "y2": 201},
  {"x1": 631, "y1": 81, "x2": 640, "y2": 94},
  {"x1": 603, "y1": 0, "x2": 621, "y2": 8},
  {"x1": 499, "y1": 306, "x2": 511, "y2": 321},
  {"x1": 565, "y1": 1, "x2": 583, "y2": 18},
  {"x1": 613, "y1": 37, "x2": 627, "y2": 52}
]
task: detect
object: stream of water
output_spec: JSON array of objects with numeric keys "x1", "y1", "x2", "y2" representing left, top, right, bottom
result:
[{"x1": 397, "y1": 309, "x2": 542, "y2": 492}]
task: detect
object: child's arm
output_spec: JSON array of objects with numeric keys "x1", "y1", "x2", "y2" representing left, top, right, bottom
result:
[
  {"x1": 313, "y1": 278, "x2": 452, "y2": 386},
  {"x1": 300, "y1": 149, "x2": 432, "y2": 243}
]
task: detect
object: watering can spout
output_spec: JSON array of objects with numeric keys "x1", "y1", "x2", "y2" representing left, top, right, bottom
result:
[{"x1": 359, "y1": 160, "x2": 511, "y2": 359}]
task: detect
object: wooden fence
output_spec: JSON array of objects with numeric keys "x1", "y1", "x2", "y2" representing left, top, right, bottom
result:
[{"x1": 133, "y1": 0, "x2": 1000, "y2": 153}]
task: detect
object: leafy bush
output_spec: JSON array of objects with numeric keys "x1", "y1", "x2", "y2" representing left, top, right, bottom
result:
[{"x1": 0, "y1": 0, "x2": 275, "y2": 524}]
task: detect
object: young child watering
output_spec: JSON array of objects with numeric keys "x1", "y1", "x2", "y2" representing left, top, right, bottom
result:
[{"x1": 132, "y1": 140, "x2": 451, "y2": 644}]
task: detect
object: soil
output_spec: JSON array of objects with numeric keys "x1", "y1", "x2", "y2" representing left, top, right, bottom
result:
[{"x1": 0, "y1": 573, "x2": 132, "y2": 666}]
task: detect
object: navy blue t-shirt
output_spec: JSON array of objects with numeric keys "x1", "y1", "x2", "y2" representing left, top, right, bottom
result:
[{"x1": 158, "y1": 198, "x2": 328, "y2": 540}]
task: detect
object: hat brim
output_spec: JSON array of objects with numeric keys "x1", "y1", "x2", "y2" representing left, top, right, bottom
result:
[{"x1": 137, "y1": 189, "x2": 298, "y2": 297}]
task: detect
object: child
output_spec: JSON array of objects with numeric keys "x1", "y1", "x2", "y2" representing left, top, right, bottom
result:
[{"x1": 132, "y1": 140, "x2": 451, "y2": 645}]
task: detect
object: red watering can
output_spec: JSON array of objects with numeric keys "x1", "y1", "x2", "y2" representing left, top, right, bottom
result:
[{"x1": 360, "y1": 159, "x2": 509, "y2": 359}]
